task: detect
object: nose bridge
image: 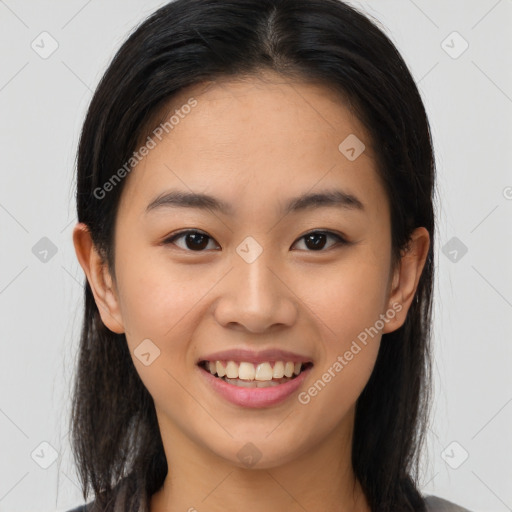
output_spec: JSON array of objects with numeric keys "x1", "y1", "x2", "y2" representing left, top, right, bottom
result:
[
  {"x1": 213, "y1": 235, "x2": 297, "y2": 332},
  {"x1": 235, "y1": 234, "x2": 281, "y2": 307}
]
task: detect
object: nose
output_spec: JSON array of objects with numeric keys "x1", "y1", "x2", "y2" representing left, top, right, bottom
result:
[{"x1": 212, "y1": 242, "x2": 298, "y2": 334}]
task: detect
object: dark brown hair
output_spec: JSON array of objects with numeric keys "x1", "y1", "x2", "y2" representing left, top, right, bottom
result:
[{"x1": 70, "y1": 1, "x2": 435, "y2": 510}]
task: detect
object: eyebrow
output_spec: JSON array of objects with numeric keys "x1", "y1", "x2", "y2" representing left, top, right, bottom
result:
[{"x1": 145, "y1": 188, "x2": 364, "y2": 216}]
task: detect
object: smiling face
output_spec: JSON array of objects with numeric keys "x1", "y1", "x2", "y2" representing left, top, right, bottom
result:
[{"x1": 74, "y1": 72, "x2": 429, "y2": 479}]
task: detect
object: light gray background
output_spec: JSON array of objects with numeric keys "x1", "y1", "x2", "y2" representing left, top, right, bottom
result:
[{"x1": 1, "y1": 1, "x2": 511, "y2": 511}]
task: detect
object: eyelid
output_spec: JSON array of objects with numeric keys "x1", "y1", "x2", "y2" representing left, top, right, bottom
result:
[
  {"x1": 163, "y1": 229, "x2": 220, "y2": 250},
  {"x1": 162, "y1": 228, "x2": 350, "y2": 252},
  {"x1": 292, "y1": 230, "x2": 349, "y2": 250}
]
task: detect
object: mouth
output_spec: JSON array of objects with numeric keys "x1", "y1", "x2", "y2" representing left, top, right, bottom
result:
[{"x1": 197, "y1": 360, "x2": 314, "y2": 388}]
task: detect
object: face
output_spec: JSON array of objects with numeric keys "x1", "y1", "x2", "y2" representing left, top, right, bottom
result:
[{"x1": 75, "y1": 72, "x2": 429, "y2": 471}]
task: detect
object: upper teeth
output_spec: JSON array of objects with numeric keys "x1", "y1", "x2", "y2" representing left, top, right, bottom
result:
[{"x1": 206, "y1": 361, "x2": 303, "y2": 381}]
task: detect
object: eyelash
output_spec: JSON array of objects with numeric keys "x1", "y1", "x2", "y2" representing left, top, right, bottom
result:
[{"x1": 162, "y1": 229, "x2": 349, "y2": 252}]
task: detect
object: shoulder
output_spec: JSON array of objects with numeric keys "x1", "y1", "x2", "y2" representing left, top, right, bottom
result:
[
  {"x1": 66, "y1": 493, "x2": 472, "y2": 512},
  {"x1": 63, "y1": 506, "x2": 91, "y2": 512},
  {"x1": 63, "y1": 473, "x2": 144, "y2": 512},
  {"x1": 424, "y1": 494, "x2": 473, "y2": 512},
  {"x1": 63, "y1": 503, "x2": 96, "y2": 512}
]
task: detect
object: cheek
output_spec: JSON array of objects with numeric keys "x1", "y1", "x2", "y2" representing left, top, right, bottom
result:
[
  {"x1": 295, "y1": 262, "x2": 387, "y2": 432},
  {"x1": 114, "y1": 250, "x2": 213, "y2": 348},
  {"x1": 305, "y1": 248, "x2": 390, "y2": 416},
  {"x1": 114, "y1": 257, "x2": 213, "y2": 406},
  {"x1": 294, "y1": 249, "x2": 389, "y2": 409},
  {"x1": 297, "y1": 253, "x2": 391, "y2": 345}
]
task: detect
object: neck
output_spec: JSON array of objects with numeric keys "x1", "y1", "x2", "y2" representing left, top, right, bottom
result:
[{"x1": 150, "y1": 407, "x2": 370, "y2": 512}]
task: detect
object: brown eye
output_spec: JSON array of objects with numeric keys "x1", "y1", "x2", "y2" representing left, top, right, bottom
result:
[
  {"x1": 293, "y1": 231, "x2": 347, "y2": 251},
  {"x1": 164, "y1": 230, "x2": 219, "y2": 251},
  {"x1": 163, "y1": 229, "x2": 348, "y2": 253}
]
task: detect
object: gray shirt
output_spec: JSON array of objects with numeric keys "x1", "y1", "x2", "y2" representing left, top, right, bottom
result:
[
  {"x1": 66, "y1": 494, "x2": 473, "y2": 511},
  {"x1": 424, "y1": 494, "x2": 473, "y2": 511}
]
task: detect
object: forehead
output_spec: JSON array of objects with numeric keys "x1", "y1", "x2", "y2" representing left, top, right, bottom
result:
[{"x1": 118, "y1": 72, "x2": 386, "y2": 219}]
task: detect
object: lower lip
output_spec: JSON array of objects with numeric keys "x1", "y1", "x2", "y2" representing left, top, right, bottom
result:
[{"x1": 198, "y1": 365, "x2": 312, "y2": 408}]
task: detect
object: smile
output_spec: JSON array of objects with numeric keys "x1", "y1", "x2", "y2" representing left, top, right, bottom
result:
[
  {"x1": 197, "y1": 360, "x2": 314, "y2": 407},
  {"x1": 199, "y1": 360, "x2": 313, "y2": 387}
]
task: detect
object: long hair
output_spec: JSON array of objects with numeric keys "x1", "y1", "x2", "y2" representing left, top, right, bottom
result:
[{"x1": 70, "y1": 1, "x2": 435, "y2": 510}]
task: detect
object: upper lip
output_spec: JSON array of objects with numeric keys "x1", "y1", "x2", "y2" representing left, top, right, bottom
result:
[{"x1": 197, "y1": 348, "x2": 313, "y2": 365}]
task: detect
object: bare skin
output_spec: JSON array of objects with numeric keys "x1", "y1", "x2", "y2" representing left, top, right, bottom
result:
[{"x1": 73, "y1": 72, "x2": 429, "y2": 512}]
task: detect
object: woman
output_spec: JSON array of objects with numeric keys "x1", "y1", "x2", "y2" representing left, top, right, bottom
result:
[{"x1": 67, "y1": 0, "x2": 472, "y2": 510}]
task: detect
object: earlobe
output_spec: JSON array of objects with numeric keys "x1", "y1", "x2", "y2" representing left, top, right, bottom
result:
[
  {"x1": 72, "y1": 222, "x2": 125, "y2": 334},
  {"x1": 382, "y1": 227, "x2": 430, "y2": 334}
]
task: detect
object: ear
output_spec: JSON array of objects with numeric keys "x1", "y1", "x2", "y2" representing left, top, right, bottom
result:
[
  {"x1": 72, "y1": 222, "x2": 125, "y2": 334},
  {"x1": 382, "y1": 227, "x2": 430, "y2": 334}
]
